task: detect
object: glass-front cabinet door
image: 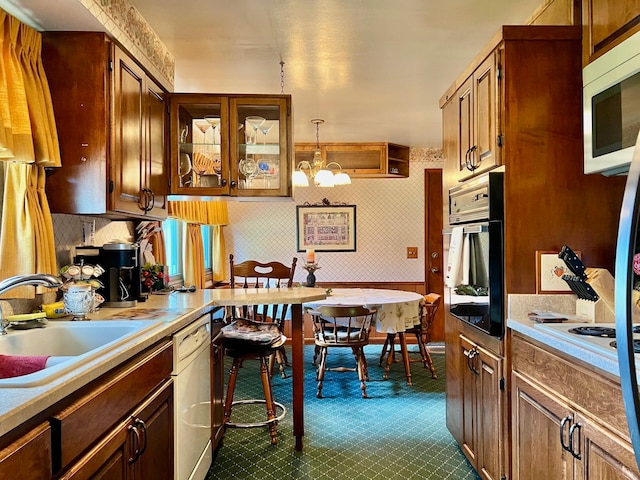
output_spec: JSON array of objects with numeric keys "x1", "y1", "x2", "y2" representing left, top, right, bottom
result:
[
  {"x1": 169, "y1": 94, "x2": 229, "y2": 195},
  {"x1": 230, "y1": 96, "x2": 291, "y2": 197},
  {"x1": 169, "y1": 94, "x2": 291, "y2": 197}
]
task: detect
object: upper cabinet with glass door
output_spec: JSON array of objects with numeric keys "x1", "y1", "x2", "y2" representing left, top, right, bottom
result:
[{"x1": 169, "y1": 94, "x2": 292, "y2": 197}]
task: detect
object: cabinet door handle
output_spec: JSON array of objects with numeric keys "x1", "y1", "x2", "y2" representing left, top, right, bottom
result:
[
  {"x1": 560, "y1": 415, "x2": 572, "y2": 452},
  {"x1": 138, "y1": 188, "x2": 154, "y2": 212},
  {"x1": 568, "y1": 422, "x2": 582, "y2": 459},
  {"x1": 145, "y1": 189, "x2": 155, "y2": 212},
  {"x1": 230, "y1": 180, "x2": 237, "y2": 189},
  {"x1": 464, "y1": 147, "x2": 472, "y2": 171},
  {"x1": 464, "y1": 347, "x2": 479, "y2": 375},
  {"x1": 220, "y1": 178, "x2": 228, "y2": 187},
  {"x1": 136, "y1": 418, "x2": 148, "y2": 457},
  {"x1": 466, "y1": 145, "x2": 478, "y2": 171},
  {"x1": 128, "y1": 422, "x2": 141, "y2": 463}
]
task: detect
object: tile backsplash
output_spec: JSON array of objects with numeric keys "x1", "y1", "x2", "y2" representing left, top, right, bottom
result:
[{"x1": 52, "y1": 214, "x2": 134, "y2": 268}]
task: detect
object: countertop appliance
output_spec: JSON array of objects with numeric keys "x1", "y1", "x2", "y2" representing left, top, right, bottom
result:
[
  {"x1": 615, "y1": 128, "x2": 640, "y2": 473},
  {"x1": 444, "y1": 170, "x2": 504, "y2": 337},
  {"x1": 584, "y1": 28, "x2": 640, "y2": 176},
  {"x1": 172, "y1": 314, "x2": 212, "y2": 480},
  {"x1": 76, "y1": 243, "x2": 143, "y2": 308}
]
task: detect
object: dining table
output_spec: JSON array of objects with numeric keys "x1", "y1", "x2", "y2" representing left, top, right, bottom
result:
[
  {"x1": 304, "y1": 288, "x2": 424, "y2": 385},
  {"x1": 208, "y1": 286, "x2": 327, "y2": 451}
]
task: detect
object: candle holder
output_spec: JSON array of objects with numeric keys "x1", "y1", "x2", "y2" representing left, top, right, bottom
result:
[{"x1": 302, "y1": 261, "x2": 321, "y2": 287}]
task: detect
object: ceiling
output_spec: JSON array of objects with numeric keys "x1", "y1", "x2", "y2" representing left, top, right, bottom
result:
[{"x1": 3, "y1": 0, "x2": 542, "y2": 147}]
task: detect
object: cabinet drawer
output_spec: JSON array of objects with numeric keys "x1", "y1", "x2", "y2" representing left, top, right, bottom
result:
[
  {"x1": 0, "y1": 423, "x2": 51, "y2": 480},
  {"x1": 51, "y1": 340, "x2": 172, "y2": 473}
]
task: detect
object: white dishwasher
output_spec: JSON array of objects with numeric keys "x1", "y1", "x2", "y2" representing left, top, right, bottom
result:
[{"x1": 173, "y1": 314, "x2": 212, "y2": 480}]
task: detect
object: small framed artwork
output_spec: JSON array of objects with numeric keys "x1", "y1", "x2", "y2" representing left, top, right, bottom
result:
[
  {"x1": 296, "y1": 205, "x2": 356, "y2": 252},
  {"x1": 536, "y1": 250, "x2": 581, "y2": 294}
]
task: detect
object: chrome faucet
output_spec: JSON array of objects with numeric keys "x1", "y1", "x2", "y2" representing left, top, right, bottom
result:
[{"x1": 0, "y1": 274, "x2": 62, "y2": 335}]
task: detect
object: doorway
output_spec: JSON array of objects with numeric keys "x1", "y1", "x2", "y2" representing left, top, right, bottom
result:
[{"x1": 424, "y1": 169, "x2": 444, "y2": 342}]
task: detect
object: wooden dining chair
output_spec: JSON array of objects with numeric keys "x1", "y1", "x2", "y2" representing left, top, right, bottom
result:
[
  {"x1": 228, "y1": 254, "x2": 297, "y2": 378},
  {"x1": 379, "y1": 293, "x2": 441, "y2": 379},
  {"x1": 309, "y1": 305, "x2": 377, "y2": 398}
]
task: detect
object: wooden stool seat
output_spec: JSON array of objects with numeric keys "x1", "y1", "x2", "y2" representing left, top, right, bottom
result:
[{"x1": 222, "y1": 337, "x2": 287, "y2": 445}]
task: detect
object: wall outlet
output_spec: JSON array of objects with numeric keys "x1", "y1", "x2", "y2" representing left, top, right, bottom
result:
[{"x1": 407, "y1": 247, "x2": 418, "y2": 259}]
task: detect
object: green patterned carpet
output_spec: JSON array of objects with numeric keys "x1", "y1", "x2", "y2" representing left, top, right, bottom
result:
[{"x1": 207, "y1": 345, "x2": 480, "y2": 480}]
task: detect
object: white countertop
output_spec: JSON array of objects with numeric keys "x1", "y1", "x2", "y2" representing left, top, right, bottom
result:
[
  {"x1": 0, "y1": 290, "x2": 218, "y2": 438},
  {"x1": 507, "y1": 293, "x2": 638, "y2": 378},
  {"x1": 0, "y1": 286, "x2": 327, "y2": 439}
]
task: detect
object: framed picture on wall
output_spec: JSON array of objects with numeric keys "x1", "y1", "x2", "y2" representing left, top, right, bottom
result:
[
  {"x1": 536, "y1": 250, "x2": 580, "y2": 294},
  {"x1": 296, "y1": 205, "x2": 356, "y2": 252}
]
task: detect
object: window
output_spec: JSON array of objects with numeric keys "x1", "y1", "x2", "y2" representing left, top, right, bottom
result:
[
  {"x1": 162, "y1": 218, "x2": 213, "y2": 284},
  {"x1": 162, "y1": 218, "x2": 183, "y2": 279}
]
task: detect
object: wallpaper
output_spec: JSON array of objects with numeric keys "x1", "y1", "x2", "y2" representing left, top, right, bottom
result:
[{"x1": 225, "y1": 147, "x2": 443, "y2": 285}]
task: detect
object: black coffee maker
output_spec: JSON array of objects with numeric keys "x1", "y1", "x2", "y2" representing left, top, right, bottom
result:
[{"x1": 76, "y1": 243, "x2": 143, "y2": 307}]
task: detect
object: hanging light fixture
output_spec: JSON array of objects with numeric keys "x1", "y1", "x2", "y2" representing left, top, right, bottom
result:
[{"x1": 292, "y1": 119, "x2": 351, "y2": 187}]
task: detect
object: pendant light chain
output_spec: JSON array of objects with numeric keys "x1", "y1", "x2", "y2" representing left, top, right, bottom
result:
[{"x1": 280, "y1": 60, "x2": 285, "y2": 94}]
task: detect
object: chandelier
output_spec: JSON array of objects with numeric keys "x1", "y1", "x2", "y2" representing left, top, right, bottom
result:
[{"x1": 292, "y1": 119, "x2": 351, "y2": 187}]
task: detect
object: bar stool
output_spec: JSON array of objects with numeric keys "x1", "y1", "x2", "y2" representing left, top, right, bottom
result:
[{"x1": 221, "y1": 318, "x2": 287, "y2": 445}]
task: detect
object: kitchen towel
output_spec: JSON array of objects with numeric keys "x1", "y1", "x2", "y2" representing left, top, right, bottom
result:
[
  {"x1": 446, "y1": 226, "x2": 465, "y2": 288},
  {"x1": 0, "y1": 354, "x2": 51, "y2": 379}
]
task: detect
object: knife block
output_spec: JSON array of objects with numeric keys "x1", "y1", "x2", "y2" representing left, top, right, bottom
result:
[
  {"x1": 580, "y1": 268, "x2": 615, "y2": 323},
  {"x1": 575, "y1": 298, "x2": 614, "y2": 323}
]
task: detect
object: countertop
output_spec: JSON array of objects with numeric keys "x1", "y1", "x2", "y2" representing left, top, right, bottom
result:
[
  {"x1": 507, "y1": 317, "x2": 623, "y2": 376},
  {"x1": 0, "y1": 286, "x2": 327, "y2": 439},
  {"x1": 0, "y1": 290, "x2": 216, "y2": 438},
  {"x1": 507, "y1": 293, "x2": 625, "y2": 378}
]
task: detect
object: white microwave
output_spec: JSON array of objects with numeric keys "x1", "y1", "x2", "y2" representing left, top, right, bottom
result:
[{"x1": 584, "y1": 30, "x2": 640, "y2": 176}]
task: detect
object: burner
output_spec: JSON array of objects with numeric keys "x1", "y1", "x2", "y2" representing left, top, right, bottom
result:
[
  {"x1": 568, "y1": 326, "x2": 616, "y2": 337},
  {"x1": 610, "y1": 339, "x2": 640, "y2": 353}
]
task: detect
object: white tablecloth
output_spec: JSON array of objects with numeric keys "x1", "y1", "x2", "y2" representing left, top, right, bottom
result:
[{"x1": 304, "y1": 288, "x2": 424, "y2": 334}]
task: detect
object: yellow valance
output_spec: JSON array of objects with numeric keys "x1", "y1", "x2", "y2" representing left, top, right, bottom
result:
[{"x1": 168, "y1": 200, "x2": 229, "y2": 226}]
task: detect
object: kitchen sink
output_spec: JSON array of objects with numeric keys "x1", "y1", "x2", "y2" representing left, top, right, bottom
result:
[{"x1": 0, "y1": 320, "x2": 160, "y2": 387}]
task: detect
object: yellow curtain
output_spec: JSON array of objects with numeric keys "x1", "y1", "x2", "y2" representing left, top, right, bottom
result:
[
  {"x1": 17, "y1": 22, "x2": 60, "y2": 167},
  {"x1": 212, "y1": 225, "x2": 225, "y2": 282},
  {"x1": 150, "y1": 229, "x2": 166, "y2": 266},
  {"x1": 168, "y1": 200, "x2": 228, "y2": 285},
  {"x1": 0, "y1": 11, "x2": 61, "y2": 297},
  {"x1": 184, "y1": 223, "x2": 205, "y2": 288},
  {"x1": 168, "y1": 200, "x2": 228, "y2": 225},
  {"x1": 1, "y1": 14, "x2": 33, "y2": 162},
  {"x1": 0, "y1": 11, "x2": 13, "y2": 158}
]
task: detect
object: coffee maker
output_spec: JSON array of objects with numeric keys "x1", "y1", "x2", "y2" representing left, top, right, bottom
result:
[{"x1": 76, "y1": 242, "x2": 143, "y2": 307}]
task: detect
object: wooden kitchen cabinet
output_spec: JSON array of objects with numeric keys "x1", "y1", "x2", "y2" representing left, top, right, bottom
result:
[
  {"x1": 42, "y1": 32, "x2": 168, "y2": 220},
  {"x1": 583, "y1": 0, "x2": 640, "y2": 65},
  {"x1": 168, "y1": 93, "x2": 292, "y2": 197},
  {"x1": 51, "y1": 340, "x2": 173, "y2": 478},
  {"x1": 294, "y1": 142, "x2": 410, "y2": 178},
  {"x1": 0, "y1": 422, "x2": 51, "y2": 480},
  {"x1": 58, "y1": 380, "x2": 173, "y2": 480},
  {"x1": 445, "y1": 52, "x2": 499, "y2": 182},
  {"x1": 211, "y1": 319, "x2": 225, "y2": 451},
  {"x1": 511, "y1": 332, "x2": 640, "y2": 480},
  {"x1": 457, "y1": 331, "x2": 505, "y2": 480}
]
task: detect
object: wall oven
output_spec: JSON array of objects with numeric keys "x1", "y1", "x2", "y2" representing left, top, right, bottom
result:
[{"x1": 444, "y1": 171, "x2": 504, "y2": 337}]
